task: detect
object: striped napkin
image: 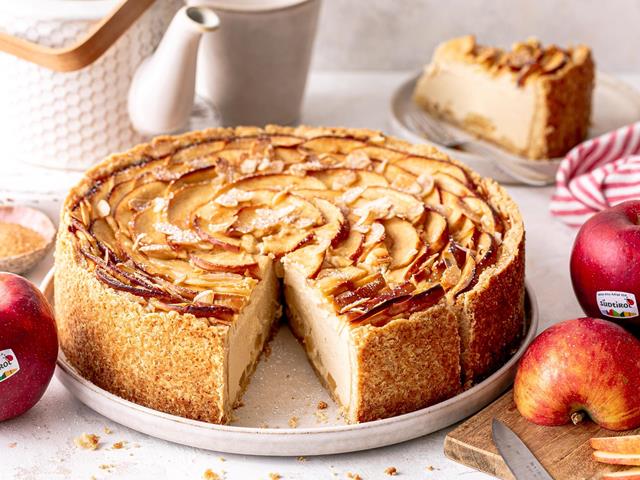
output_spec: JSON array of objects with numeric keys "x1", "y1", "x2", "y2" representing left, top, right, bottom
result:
[{"x1": 550, "y1": 122, "x2": 640, "y2": 226}]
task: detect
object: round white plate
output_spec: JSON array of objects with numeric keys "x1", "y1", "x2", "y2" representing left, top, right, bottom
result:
[
  {"x1": 390, "y1": 72, "x2": 640, "y2": 185},
  {"x1": 42, "y1": 269, "x2": 538, "y2": 456}
]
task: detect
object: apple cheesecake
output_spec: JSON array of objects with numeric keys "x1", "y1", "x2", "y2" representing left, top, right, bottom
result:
[
  {"x1": 414, "y1": 36, "x2": 595, "y2": 160},
  {"x1": 55, "y1": 125, "x2": 525, "y2": 424}
]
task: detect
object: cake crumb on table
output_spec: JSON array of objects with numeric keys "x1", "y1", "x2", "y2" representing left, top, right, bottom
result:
[
  {"x1": 99, "y1": 464, "x2": 114, "y2": 471},
  {"x1": 347, "y1": 473, "x2": 363, "y2": 480},
  {"x1": 74, "y1": 433, "x2": 100, "y2": 450},
  {"x1": 218, "y1": 456, "x2": 226, "y2": 462},
  {"x1": 317, "y1": 401, "x2": 328, "y2": 410},
  {"x1": 269, "y1": 473, "x2": 282, "y2": 480},
  {"x1": 384, "y1": 466, "x2": 398, "y2": 475},
  {"x1": 111, "y1": 441, "x2": 126, "y2": 449},
  {"x1": 314, "y1": 410, "x2": 328, "y2": 423},
  {"x1": 288, "y1": 416, "x2": 298, "y2": 428},
  {"x1": 203, "y1": 469, "x2": 221, "y2": 480},
  {"x1": 103, "y1": 426, "x2": 112, "y2": 434},
  {"x1": 297, "y1": 456, "x2": 306, "y2": 462},
  {"x1": 8, "y1": 442, "x2": 17, "y2": 448}
]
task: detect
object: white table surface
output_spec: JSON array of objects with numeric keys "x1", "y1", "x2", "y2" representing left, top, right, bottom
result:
[{"x1": 2, "y1": 71, "x2": 638, "y2": 480}]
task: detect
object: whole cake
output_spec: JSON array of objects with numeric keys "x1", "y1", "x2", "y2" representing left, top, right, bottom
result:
[
  {"x1": 414, "y1": 36, "x2": 595, "y2": 160},
  {"x1": 55, "y1": 126, "x2": 525, "y2": 424}
]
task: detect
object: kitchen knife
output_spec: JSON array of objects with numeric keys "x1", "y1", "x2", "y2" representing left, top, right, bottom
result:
[{"x1": 492, "y1": 418, "x2": 554, "y2": 480}]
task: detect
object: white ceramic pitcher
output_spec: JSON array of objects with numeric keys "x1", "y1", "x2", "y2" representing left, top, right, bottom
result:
[{"x1": 128, "y1": 0, "x2": 321, "y2": 135}]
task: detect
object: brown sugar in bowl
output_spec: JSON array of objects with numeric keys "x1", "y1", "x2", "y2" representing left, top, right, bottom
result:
[{"x1": 0, "y1": 205, "x2": 56, "y2": 274}]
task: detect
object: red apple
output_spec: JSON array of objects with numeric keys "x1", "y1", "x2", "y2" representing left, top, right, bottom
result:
[
  {"x1": 514, "y1": 317, "x2": 640, "y2": 431},
  {"x1": 570, "y1": 200, "x2": 640, "y2": 329},
  {"x1": 0, "y1": 272, "x2": 58, "y2": 421}
]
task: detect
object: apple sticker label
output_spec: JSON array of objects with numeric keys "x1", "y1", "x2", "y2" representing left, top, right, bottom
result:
[
  {"x1": 0, "y1": 348, "x2": 20, "y2": 383},
  {"x1": 597, "y1": 291, "x2": 639, "y2": 319}
]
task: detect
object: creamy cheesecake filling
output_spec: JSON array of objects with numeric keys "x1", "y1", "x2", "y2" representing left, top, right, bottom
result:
[
  {"x1": 284, "y1": 265, "x2": 357, "y2": 416},
  {"x1": 227, "y1": 259, "x2": 279, "y2": 405},
  {"x1": 416, "y1": 60, "x2": 537, "y2": 152}
]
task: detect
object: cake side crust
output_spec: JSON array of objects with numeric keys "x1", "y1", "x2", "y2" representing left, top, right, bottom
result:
[
  {"x1": 352, "y1": 304, "x2": 462, "y2": 423},
  {"x1": 55, "y1": 225, "x2": 230, "y2": 423}
]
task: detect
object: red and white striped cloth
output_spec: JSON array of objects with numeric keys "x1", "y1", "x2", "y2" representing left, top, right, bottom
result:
[{"x1": 550, "y1": 122, "x2": 640, "y2": 226}]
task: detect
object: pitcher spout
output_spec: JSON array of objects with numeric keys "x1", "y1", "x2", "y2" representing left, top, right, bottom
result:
[{"x1": 128, "y1": 6, "x2": 220, "y2": 136}]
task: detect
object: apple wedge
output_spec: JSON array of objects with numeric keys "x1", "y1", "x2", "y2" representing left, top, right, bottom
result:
[
  {"x1": 259, "y1": 230, "x2": 315, "y2": 257},
  {"x1": 283, "y1": 244, "x2": 326, "y2": 279},
  {"x1": 593, "y1": 451, "x2": 640, "y2": 466},
  {"x1": 309, "y1": 168, "x2": 388, "y2": 189},
  {"x1": 424, "y1": 210, "x2": 449, "y2": 254},
  {"x1": 301, "y1": 135, "x2": 366, "y2": 154},
  {"x1": 190, "y1": 251, "x2": 258, "y2": 275},
  {"x1": 192, "y1": 214, "x2": 242, "y2": 252},
  {"x1": 591, "y1": 436, "x2": 640, "y2": 454},
  {"x1": 221, "y1": 172, "x2": 327, "y2": 192},
  {"x1": 394, "y1": 155, "x2": 469, "y2": 184},
  {"x1": 383, "y1": 217, "x2": 422, "y2": 269},
  {"x1": 358, "y1": 186, "x2": 425, "y2": 224},
  {"x1": 330, "y1": 230, "x2": 365, "y2": 262},
  {"x1": 312, "y1": 197, "x2": 349, "y2": 248},
  {"x1": 602, "y1": 469, "x2": 640, "y2": 480},
  {"x1": 314, "y1": 266, "x2": 368, "y2": 298}
]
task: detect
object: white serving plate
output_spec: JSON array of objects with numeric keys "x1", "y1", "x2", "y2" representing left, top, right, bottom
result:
[
  {"x1": 390, "y1": 72, "x2": 640, "y2": 185},
  {"x1": 42, "y1": 269, "x2": 538, "y2": 456}
]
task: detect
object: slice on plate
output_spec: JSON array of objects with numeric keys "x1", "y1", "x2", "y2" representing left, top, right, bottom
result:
[{"x1": 413, "y1": 35, "x2": 594, "y2": 160}]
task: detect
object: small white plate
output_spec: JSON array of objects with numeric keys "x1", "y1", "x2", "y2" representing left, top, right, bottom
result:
[
  {"x1": 390, "y1": 72, "x2": 640, "y2": 185},
  {"x1": 42, "y1": 269, "x2": 538, "y2": 456}
]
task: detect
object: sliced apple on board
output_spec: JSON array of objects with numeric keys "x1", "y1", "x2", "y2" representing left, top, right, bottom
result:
[
  {"x1": 591, "y1": 435, "x2": 640, "y2": 454},
  {"x1": 593, "y1": 451, "x2": 640, "y2": 466},
  {"x1": 602, "y1": 469, "x2": 640, "y2": 480}
]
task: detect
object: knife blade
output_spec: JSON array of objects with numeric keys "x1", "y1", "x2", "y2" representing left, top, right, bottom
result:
[{"x1": 492, "y1": 418, "x2": 554, "y2": 480}]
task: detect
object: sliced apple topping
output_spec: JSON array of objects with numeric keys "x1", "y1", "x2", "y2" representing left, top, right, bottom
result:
[
  {"x1": 71, "y1": 130, "x2": 505, "y2": 326},
  {"x1": 383, "y1": 217, "x2": 422, "y2": 270},
  {"x1": 282, "y1": 244, "x2": 326, "y2": 278},
  {"x1": 190, "y1": 250, "x2": 258, "y2": 275}
]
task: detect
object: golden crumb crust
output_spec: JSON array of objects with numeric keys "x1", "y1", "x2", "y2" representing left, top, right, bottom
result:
[{"x1": 55, "y1": 125, "x2": 525, "y2": 424}]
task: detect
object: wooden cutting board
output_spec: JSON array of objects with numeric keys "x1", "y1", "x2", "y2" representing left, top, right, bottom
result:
[{"x1": 444, "y1": 390, "x2": 639, "y2": 479}]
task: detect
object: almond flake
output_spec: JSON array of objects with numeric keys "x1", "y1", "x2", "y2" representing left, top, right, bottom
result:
[
  {"x1": 154, "y1": 223, "x2": 201, "y2": 244},
  {"x1": 366, "y1": 222, "x2": 386, "y2": 245},
  {"x1": 240, "y1": 158, "x2": 259, "y2": 174},
  {"x1": 353, "y1": 197, "x2": 394, "y2": 223},
  {"x1": 215, "y1": 188, "x2": 254, "y2": 207},
  {"x1": 332, "y1": 170, "x2": 358, "y2": 190},
  {"x1": 153, "y1": 197, "x2": 168, "y2": 213},
  {"x1": 345, "y1": 150, "x2": 372, "y2": 170},
  {"x1": 339, "y1": 186, "x2": 367, "y2": 205},
  {"x1": 132, "y1": 233, "x2": 147, "y2": 250},
  {"x1": 96, "y1": 200, "x2": 111, "y2": 218},
  {"x1": 193, "y1": 290, "x2": 214, "y2": 304}
]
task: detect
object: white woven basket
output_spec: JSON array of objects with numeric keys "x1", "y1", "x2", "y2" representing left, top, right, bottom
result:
[{"x1": 0, "y1": 0, "x2": 182, "y2": 171}]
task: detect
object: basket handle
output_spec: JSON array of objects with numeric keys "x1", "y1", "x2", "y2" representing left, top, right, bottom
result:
[{"x1": 0, "y1": 0, "x2": 156, "y2": 72}]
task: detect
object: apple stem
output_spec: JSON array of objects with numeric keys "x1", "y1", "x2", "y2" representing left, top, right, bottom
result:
[{"x1": 570, "y1": 411, "x2": 585, "y2": 425}]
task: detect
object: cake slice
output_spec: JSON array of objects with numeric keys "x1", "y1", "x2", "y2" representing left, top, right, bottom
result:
[{"x1": 413, "y1": 35, "x2": 594, "y2": 160}]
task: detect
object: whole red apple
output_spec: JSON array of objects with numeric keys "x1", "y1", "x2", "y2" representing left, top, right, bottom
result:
[
  {"x1": 514, "y1": 317, "x2": 640, "y2": 431},
  {"x1": 0, "y1": 272, "x2": 58, "y2": 421},
  {"x1": 570, "y1": 200, "x2": 640, "y2": 329}
]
